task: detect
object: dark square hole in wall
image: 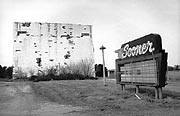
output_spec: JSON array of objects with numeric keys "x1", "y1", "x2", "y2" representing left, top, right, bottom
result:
[
  {"x1": 68, "y1": 40, "x2": 74, "y2": 44},
  {"x1": 81, "y1": 33, "x2": 90, "y2": 37},
  {"x1": 66, "y1": 34, "x2": 71, "y2": 39},
  {"x1": 35, "y1": 51, "x2": 37, "y2": 53},
  {"x1": 14, "y1": 40, "x2": 16, "y2": 42},
  {"x1": 64, "y1": 54, "x2": 70, "y2": 59},
  {"x1": 62, "y1": 26, "x2": 66, "y2": 29},
  {"x1": 17, "y1": 31, "x2": 27, "y2": 36},
  {"x1": 72, "y1": 47, "x2": 74, "y2": 49},
  {"x1": 67, "y1": 51, "x2": 70, "y2": 54},
  {"x1": 19, "y1": 41, "x2": 22, "y2": 43},
  {"x1": 15, "y1": 50, "x2": 21, "y2": 52},
  {"x1": 49, "y1": 59, "x2": 54, "y2": 62},
  {"x1": 22, "y1": 22, "x2": 31, "y2": 27}
]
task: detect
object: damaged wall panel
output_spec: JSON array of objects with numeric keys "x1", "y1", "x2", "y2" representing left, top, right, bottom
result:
[{"x1": 13, "y1": 22, "x2": 94, "y2": 77}]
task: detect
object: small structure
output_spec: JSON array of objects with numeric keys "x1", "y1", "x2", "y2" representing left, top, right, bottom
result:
[
  {"x1": 108, "y1": 69, "x2": 116, "y2": 78},
  {"x1": 115, "y1": 34, "x2": 168, "y2": 99},
  {"x1": 95, "y1": 64, "x2": 108, "y2": 77}
]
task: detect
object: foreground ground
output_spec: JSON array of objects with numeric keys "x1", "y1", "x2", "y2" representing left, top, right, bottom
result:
[
  {"x1": 0, "y1": 82, "x2": 85, "y2": 116},
  {"x1": 0, "y1": 79, "x2": 180, "y2": 116},
  {"x1": 31, "y1": 80, "x2": 180, "y2": 116}
]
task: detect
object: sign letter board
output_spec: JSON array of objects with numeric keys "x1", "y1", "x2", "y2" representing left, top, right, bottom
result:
[{"x1": 115, "y1": 34, "x2": 168, "y2": 87}]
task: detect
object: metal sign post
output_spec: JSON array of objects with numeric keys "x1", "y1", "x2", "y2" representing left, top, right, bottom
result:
[{"x1": 100, "y1": 45, "x2": 107, "y2": 86}]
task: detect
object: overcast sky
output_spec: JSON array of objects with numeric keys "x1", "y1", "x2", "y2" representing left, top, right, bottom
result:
[{"x1": 0, "y1": 0, "x2": 179, "y2": 69}]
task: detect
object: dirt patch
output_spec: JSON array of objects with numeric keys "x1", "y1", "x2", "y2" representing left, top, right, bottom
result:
[
  {"x1": 31, "y1": 80, "x2": 180, "y2": 116},
  {"x1": 0, "y1": 82, "x2": 87, "y2": 116}
]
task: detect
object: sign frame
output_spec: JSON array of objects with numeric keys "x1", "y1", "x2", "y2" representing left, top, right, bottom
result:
[
  {"x1": 116, "y1": 51, "x2": 168, "y2": 87},
  {"x1": 115, "y1": 34, "x2": 168, "y2": 99}
]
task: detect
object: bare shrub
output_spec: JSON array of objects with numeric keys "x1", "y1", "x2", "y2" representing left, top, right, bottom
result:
[
  {"x1": 30, "y1": 58, "x2": 95, "y2": 81},
  {"x1": 16, "y1": 68, "x2": 27, "y2": 79},
  {"x1": 79, "y1": 58, "x2": 95, "y2": 77},
  {"x1": 66, "y1": 62, "x2": 81, "y2": 75},
  {"x1": 57, "y1": 58, "x2": 94, "y2": 77},
  {"x1": 44, "y1": 66, "x2": 57, "y2": 76},
  {"x1": 59, "y1": 66, "x2": 68, "y2": 74},
  {"x1": 29, "y1": 69, "x2": 35, "y2": 76}
]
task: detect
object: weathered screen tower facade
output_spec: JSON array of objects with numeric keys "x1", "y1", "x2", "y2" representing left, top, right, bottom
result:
[{"x1": 13, "y1": 22, "x2": 94, "y2": 77}]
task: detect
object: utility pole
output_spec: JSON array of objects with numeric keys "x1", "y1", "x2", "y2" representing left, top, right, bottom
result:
[{"x1": 100, "y1": 45, "x2": 107, "y2": 86}]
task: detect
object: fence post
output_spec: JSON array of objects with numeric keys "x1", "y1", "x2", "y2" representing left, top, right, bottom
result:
[
  {"x1": 121, "y1": 84, "x2": 125, "y2": 91},
  {"x1": 158, "y1": 87, "x2": 163, "y2": 99},
  {"x1": 135, "y1": 85, "x2": 139, "y2": 94},
  {"x1": 155, "y1": 87, "x2": 159, "y2": 99}
]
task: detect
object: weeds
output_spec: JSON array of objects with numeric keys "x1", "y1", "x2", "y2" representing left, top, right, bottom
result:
[{"x1": 29, "y1": 58, "x2": 96, "y2": 81}]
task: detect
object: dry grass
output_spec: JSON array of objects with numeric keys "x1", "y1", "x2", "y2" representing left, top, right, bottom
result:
[
  {"x1": 31, "y1": 80, "x2": 180, "y2": 116},
  {"x1": 167, "y1": 71, "x2": 180, "y2": 82}
]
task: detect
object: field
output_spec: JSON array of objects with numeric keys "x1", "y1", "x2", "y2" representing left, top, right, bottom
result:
[
  {"x1": 167, "y1": 71, "x2": 180, "y2": 82},
  {"x1": 0, "y1": 71, "x2": 179, "y2": 115},
  {"x1": 31, "y1": 71, "x2": 180, "y2": 116}
]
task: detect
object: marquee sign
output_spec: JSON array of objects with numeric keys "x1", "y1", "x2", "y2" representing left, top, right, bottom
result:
[
  {"x1": 115, "y1": 34, "x2": 168, "y2": 98},
  {"x1": 115, "y1": 34, "x2": 163, "y2": 59}
]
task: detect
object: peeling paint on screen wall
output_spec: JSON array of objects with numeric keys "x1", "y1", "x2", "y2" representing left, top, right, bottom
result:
[{"x1": 13, "y1": 22, "x2": 94, "y2": 77}]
